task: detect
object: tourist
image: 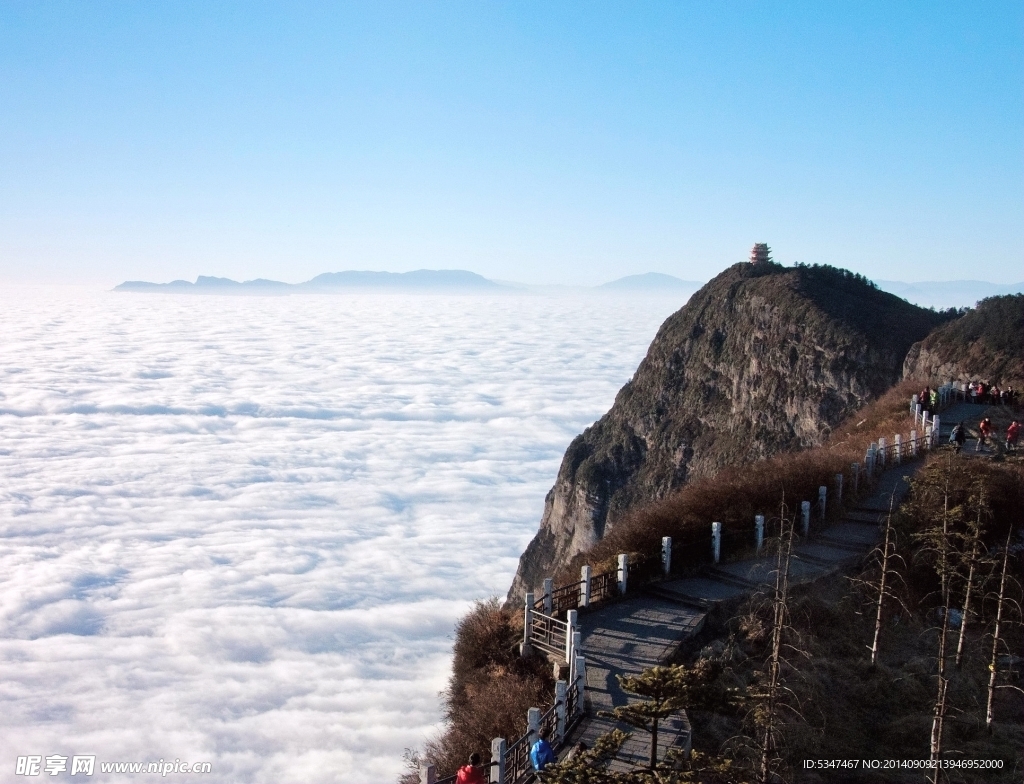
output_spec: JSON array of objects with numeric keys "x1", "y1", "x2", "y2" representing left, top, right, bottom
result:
[
  {"x1": 929, "y1": 388, "x2": 938, "y2": 411},
  {"x1": 530, "y1": 730, "x2": 556, "y2": 776},
  {"x1": 456, "y1": 752, "x2": 487, "y2": 784},
  {"x1": 1007, "y1": 421, "x2": 1020, "y2": 454},
  {"x1": 977, "y1": 417, "x2": 994, "y2": 452},
  {"x1": 950, "y1": 422, "x2": 966, "y2": 455}
]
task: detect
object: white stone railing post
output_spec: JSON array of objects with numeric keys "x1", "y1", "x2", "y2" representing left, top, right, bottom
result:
[
  {"x1": 865, "y1": 444, "x2": 874, "y2": 477},
  {"x1": 755, "y1": 514, "x2": 765, "y2": 554},
  {"x1": 835, "y1": 473, "x2": 843, "y2": 508},
  {"x1": 522, "y1": 593, "x2": 533, "y2": 655},
  {"x1": 570, "y1": 631, "x2": 581, "y2": 683},
  {"x1": 801, "y1": 501, "x2": 810, "y2": 536},
  {"x1": 554, "y1": 680, "x2": 567, "y2": 740},
  {"x1": 851, "y1": 462, "x2": 859, "y2": 496},
  {"x1": 925, "y1": 424, "x2": 933, "y2": 450},
  {"x1": 910, "y1": 429, "x2": 918, "y2": 457},
  {"x1": 543, "y1": 578, "x2": 553, "y2": 615},
  {"x1": 420, "y1": 764, "x2": 436, "y2": 784},
  {"x1": 574, "y1": 655, "x2": 586, "y2": 716},
  {"x1": 911, "y1": 394, "x2": 918, "y2": 414},
  {"x1": 661, "y1": 536, "x2": 672, "y2": 575},
  {"x1": 580, "y1": 565, "x2": 591, "y2": 609},
  {"x1": 565, "y1": 610, "x2": 577, "y2": 664},
  {"x1": 818, "y1": 485, "x2": 827, "y2": 519},
  {"x1": 527, "y1": 707, "x2": 541, "y2": 741},
  {"x1": 711, "y1": 522, "x2": 721, "y2": 564},
  {"x1": 878, "y1": 437, "x2": 887, "y2": 469},
  {"x1": 490, "y1": 738, "x2": 506, "y2": 784},
  {"x1": 617, "y1": 554, "x2": 629, "y2": 595},
  {"x1": 894, "y1": 434, "x2": 902, "y2": 464},
  {"x1": 932, "y1": 416, "x2": 940, "y2": 447}
]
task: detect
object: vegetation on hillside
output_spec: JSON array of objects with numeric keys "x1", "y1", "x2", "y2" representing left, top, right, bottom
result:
[
  {"x1": 905, "y1": 294, "x2": 1024, "y2": 387},
  {"x1": 665, "y1": 454, "x2": 1024, "y2": 783}
]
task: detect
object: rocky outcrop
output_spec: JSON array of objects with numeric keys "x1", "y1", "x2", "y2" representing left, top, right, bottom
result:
[
  {"x1": 508, "y1": 263, "x2": 948, "y2": 602},
  {"x1": 903, "y1": 295, "x2": 1024, "y2": 388}
]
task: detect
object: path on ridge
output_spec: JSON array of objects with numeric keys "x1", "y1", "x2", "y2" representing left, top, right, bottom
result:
[{"x1": 566, "y1": 450, "x2": 943, "y2": 770}]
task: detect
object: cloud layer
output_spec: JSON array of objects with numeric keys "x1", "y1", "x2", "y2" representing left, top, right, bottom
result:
[{"x1": 0, "y1": 288, "x2": 683, "y2": 782}]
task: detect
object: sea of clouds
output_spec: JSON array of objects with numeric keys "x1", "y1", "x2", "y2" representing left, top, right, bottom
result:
[{"x1": 0, "y1": 287, "x2": 684, "y2": 782}]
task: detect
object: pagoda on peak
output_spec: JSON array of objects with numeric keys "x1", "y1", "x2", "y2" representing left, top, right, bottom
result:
[{"x1": 749, "y1": 243, "x2": 772, "y2": 265}]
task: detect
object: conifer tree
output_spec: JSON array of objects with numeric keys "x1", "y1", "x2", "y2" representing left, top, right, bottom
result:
[{"x1": 601, "y1": 661, "x2": 723, "y2": 769}]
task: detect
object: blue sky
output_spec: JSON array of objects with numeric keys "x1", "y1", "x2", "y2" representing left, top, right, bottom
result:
[{"x1": 1, "y1": 1, "x2": 1021, "y2": 286}]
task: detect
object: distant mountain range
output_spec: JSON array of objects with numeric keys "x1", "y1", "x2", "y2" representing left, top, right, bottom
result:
[
  {"x1": 115, "y1": 269, "x2": 705, "y2": 295},
  {"x1": 114, "y1": 269, "x2": 504, "y2": 294},
  {"x1": 875, "y1": 279, "x2": 1024, "y2": 310},
  {"x1": 114, "y1": 270, "x2": 1024, "y2": 307},
  {"x1": 597, "y1": 272, "x2": 703, "y2": 291}
]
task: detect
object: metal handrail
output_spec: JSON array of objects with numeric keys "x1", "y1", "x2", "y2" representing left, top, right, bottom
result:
[
  {"x1": 590, "y1": 571, "x2": 618, "y2": 602},
  {"x1": 529, "y1": 611, "x2": 568, "y2": 658},
  {"x1": 503, "y1": 732, "x2": 532, "y2": 784},
  {"x1": 551, "y1": 581, "x2": 582, "y2": 614}
]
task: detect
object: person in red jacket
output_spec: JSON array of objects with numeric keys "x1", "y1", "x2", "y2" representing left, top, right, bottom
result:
[
  {"x1": 1007, "y1": 420, "x2": 1021, "y2": 454},
  {"x1": 456, "y1": 753, "x2": 486, "y2": 784},
  {"x1": 977, "y1": 417, "x2": 995, "y2": 452}
]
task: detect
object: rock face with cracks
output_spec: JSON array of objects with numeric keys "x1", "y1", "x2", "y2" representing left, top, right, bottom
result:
[{"x1": 508, "y1": 262, "x2": 948, "y2": 602}]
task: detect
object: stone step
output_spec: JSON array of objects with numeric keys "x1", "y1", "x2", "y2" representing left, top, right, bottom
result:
[
  {"x1": 643, "y1": 583, "x2": 711, "y2": 610},
  {"x1": 704, "y1": 566, "x2": 761, "y2": 590},
  {"x1": 814, "y1": 535, "x2": 869, "y2": 554},
  {"x1": 843, "y1": 509, "x2": 885, "y2": 524}
]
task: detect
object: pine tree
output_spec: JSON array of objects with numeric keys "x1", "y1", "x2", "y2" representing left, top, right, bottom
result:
[{"x1": 602, "y1": 661, "x2": 723, "y2": 769}]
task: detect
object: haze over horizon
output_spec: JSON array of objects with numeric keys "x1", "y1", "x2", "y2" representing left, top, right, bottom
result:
[{"x1": 1, "y1": 2, "x2": 1021, "y2": 287}]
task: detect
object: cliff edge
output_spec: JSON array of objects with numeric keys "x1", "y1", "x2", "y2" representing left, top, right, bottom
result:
[{"x1": 508, "y1": 262, "x2": 949, "y2": 602}]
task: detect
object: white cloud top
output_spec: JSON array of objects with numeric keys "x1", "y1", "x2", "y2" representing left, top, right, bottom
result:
[{"x1": 0, "y1": 288, "x2": 681, "y2": 782}]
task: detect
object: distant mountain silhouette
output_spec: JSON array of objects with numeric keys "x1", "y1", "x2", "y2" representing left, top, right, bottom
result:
[
  {"x1": 598, "y1": 272, "x2": 703, "y2": 291},
  {"x1": 115, "y1": 270, "x2": 505, "y2": 293},
  {"x1": 302, "y1": 269, "x2": 504, "y2": 290},
  {"x1": 876, "y1": 279, "x2": 1024, "y2": 309},
  {"x1": 115, "y1": 276, "x2": 290, "y2": 293}
]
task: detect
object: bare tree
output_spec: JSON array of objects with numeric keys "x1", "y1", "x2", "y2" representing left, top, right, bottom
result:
[
  {"x1": 862, "y1": 495, "x2": 908, "y2": 667},
  {"x1": 753, "y1": 504, "x2": 799, "y2": 784},
  {"x1": 926, "y1": 485, "x2": 954, "y2": 784},
  {"x1": 986, "y1": 526, "x2": 1017, "y2": 731},
  {"x1": 954, "y1": 491, "x2": 986, "y2": 668}
]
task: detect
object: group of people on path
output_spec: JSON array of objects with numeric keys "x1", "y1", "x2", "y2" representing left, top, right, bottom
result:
[
  {"x1": 966, "y1": 381, "x2": 1017, "y2": 407},
  {"x1": 950, "y1": 417, "x2": 1021, "y2": 454}
]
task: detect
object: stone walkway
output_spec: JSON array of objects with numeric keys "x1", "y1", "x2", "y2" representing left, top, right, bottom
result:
[{"x1": 565, "y1": 450, "x2": 932, "y2": 770}]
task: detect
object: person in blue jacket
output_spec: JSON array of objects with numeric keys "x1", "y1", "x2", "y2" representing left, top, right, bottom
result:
[{"x1": 530, "y1": 729, "x2": 556, "y2": 775}]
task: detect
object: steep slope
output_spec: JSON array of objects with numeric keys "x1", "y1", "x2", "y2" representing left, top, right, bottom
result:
[
  {"x1": 903, "y1": 294, "x2": 1024, "y2": 387},
  {"x1": 508, "y1": 262, "x2": 948, "y2": 601}
]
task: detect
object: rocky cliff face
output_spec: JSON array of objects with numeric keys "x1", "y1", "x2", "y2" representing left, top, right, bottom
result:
[
  {"x1": 508, "y1": 263, "x2": 948, "y2": 602},
  {"x1": 903, "y1": 294, "x2": 1024, "y2": 388}
]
